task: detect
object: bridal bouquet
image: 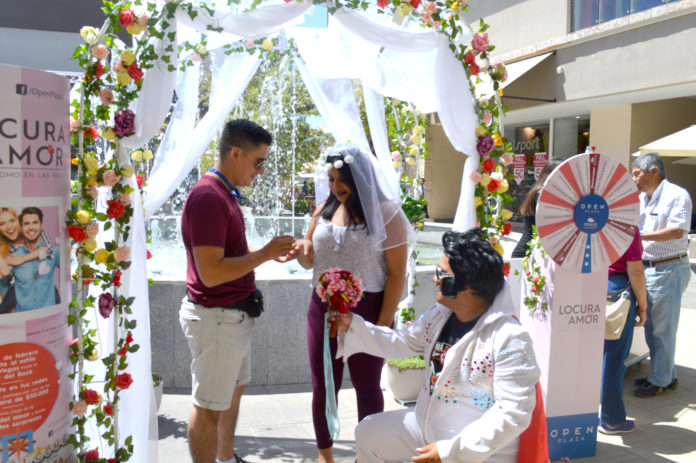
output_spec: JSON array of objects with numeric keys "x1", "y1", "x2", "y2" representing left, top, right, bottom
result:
[{"x1": 316, "y1": 267, "x2": 363, "y2": 336}]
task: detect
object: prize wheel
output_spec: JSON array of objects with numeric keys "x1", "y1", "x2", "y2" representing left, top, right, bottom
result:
[{"x1": 536, "y1": 152, "x2": 639, "y2": 273}]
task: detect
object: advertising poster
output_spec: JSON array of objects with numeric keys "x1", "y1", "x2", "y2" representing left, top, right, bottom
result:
[
  {"x1": 533, "y1": 152, "x2": 548, "y2": 180},
  {"x1": 0, "y1": 64, "x2": 72, "y2": 463},
  {"x1": 512, "y1": 154, "x2": 526, "y2": 185}
]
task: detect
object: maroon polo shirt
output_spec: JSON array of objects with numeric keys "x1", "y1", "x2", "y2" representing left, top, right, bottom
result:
[{"x1": 181, "y1": 175, "x2": 255, "y2": 307}]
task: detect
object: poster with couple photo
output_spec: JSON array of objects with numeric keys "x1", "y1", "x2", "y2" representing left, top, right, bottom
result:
[{"x1": 0, "y1": 202, "x2": 62, "y2": 314}]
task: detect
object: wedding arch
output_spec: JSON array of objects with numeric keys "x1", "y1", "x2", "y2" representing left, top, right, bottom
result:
[{"x1": 68, "y1": 1, "x2": 512, "y2": 461}]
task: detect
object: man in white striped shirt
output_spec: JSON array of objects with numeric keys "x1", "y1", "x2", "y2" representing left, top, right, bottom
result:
[{"x1": 631, "y1": 152, "x2": 692, "y2": 398}]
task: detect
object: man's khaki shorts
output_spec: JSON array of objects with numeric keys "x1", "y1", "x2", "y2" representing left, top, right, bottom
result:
[{"x1": 179, "y1": 297, "x2": 254, "y2": 411}]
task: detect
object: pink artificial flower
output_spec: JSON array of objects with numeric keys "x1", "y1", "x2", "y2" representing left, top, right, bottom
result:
[
  {"x1": 192, "y1": 53, "x2": 201, "y2": 62},
  {"x1": 245, "y1": 39, "x2": 255, "y2": 49},
  {"x1": 472, "y1": 32, "x2": 489, "y2": 52},
  {"x1": 495, "y1": 63, "x2": 508, "y2": 83},
  {"x1": 137, "y1": 13, "x2": 149, "y2": 28},
  {"x1": 87, "y1": 185, "x2": 99, "y2": 199},
  {"x1": 73, "y1": 400, "x2": 88, "y2": 418},
  {"x1": 114, "y1": 246, "x2": 130, "y2": 262},
  {"x1": 421, "y1": 11, "x2": 432, "y2": 24},
  {"x1": 391, "y1": 151, "x2": 402, "y2": 161},
  {"x1": 377, "y1": 0, "x2": 389, "y2": 7},
  {"x1": 469, "y1": 171, "x2": 482, "y2": 183},
  {"x1": 86, "y1": 222, "x2": 99, "y2": 237},
  {"x1": 117, "y1": 192, "x2": 131, "y2": 206},
  {"x1": 136, "y1": 174, "x2": 145, "y2": 188},
  {"x1": 482, "y1": 110, "x2": 492, "y2": 126},
  {"x1": 70, "y1": 119, "x2": 80, "y2": 132},
  {"x1": 113, "y1": 60, "x2": 124, "y2": 72},
  {"x1": 424, "y1": 2, "x2": 437, "y2": 12},
  {"x1": 99, "y1": 89, "x2": 114, "y2": 106},
  {"x1": 91, "y1": 45, "x2": 109, "y2": 60},
  {"x1": 500, "y1": 152, "x2": 513, "y2": 166},
  {"x1": 432, "y1": 21, "x2": 442, "y2": 29},
  {"x1": 476, "y1": 135, "x2": 495, "y2": 157},
  {"x1": 102, "y1": 169, "x2": 119, "y2": 187}
]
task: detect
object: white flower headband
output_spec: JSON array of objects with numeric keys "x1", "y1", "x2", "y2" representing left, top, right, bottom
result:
[{"x1": 324, "y1": 154, "x2": 354, "y2": 170}]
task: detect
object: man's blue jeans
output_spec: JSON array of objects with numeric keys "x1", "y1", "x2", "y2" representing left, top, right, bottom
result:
[
  {"x1": 602, "y1": 273, "x2": 635, "y2": 426},
  {"x1": 644, "y1": 258, "x2": 691, "y2": 387}
]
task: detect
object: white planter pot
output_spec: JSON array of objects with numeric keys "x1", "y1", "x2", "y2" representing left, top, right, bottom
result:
[
  {"x1": 386, "y1": 364, "x2": 425, "y2": 402},
  {"x1": 154, "y1": 382, "x2": 163, "y2": 412}
]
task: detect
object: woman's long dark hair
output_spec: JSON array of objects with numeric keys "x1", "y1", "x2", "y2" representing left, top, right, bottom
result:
[
  {"x1": 519, "y1": 158, "x2": 563, "y2": 216},
  {"x1": 318, "y1": 154, "x2": 366, "y2": 228}
]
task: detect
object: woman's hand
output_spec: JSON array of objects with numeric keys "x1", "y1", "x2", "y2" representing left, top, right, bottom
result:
[{"x1": 294, "y1": 238, "x2": 314, "y2": 269}]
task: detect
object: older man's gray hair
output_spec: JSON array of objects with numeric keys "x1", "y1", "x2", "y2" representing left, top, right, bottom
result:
[{"x1": 632, "y1": 152, "x2": 665, "y2": 178}]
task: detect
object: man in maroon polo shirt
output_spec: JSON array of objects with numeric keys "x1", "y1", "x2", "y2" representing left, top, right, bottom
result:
[{"x1": 180, "y1": 119, "x2": 296, "y2": 463}]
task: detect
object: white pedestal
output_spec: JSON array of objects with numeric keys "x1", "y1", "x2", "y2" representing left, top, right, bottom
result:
[{"x1": 520, "y1": 256, "x2": 607, "y2": 461}]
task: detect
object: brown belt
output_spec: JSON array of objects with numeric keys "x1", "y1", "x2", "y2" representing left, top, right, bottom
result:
[{"x1": 642, "y1": 253, "x2": 688, "y2": 268}]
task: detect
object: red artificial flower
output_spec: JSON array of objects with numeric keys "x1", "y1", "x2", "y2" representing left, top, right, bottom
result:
[
  {"x1": 116, "y1": 372, "x2": 134, "y2": 390},
  {"x1": 146, "y1": 250, "x2": 153, "y2": 259},
  {"x1": 487, "y1": 177, "x2": 500, "y2": 193},
  {"x1": 85, "y1": 449, "x2": 99, "y2": 462},
  {"x1": 525, "y1": 270, "x2": 531, "y2": 277},
  {"x1": 84, "y1": 126, "x2": 101, "y2": 143},
  {"x1": 126, "y1": 63, "x2": 144, "y2": 82},
  {"x1": 136, "y1": 174, "x2": 145, "y2": 188},
  {"x1": 533, "y1": 276, "x2": 540, "y2": 284},
  {"x1": 502, "y1": 262, "x2": 510, "y2": 277},
  {"x1": 410, "y1": 0, "x2": 421, "y2": 8},
  {"x1": 118, "y1": 346, "x2": 127, "y2": 356},
  {"x1": 104, "y1": 402, "x2": 113, "y2": 416},
  {"x1": 481, "y1": 157, "x2": 496, "y2": 173},
  {"x1": 502, "y1": 222, "x2": 513, "y2": 236},
  {"x1": 125, "y1": 333, "x2": 134, "y2": 344},
  {"x1": 108, "y1": 459, "x2": 117, "y2": 463},
  {"x1": 377, "y1": 0, "x2": 389, "y2": 7},
  {"x1": 464, "y1": 51, "x2": 476, "y2": 65},
  {"x1": 532, "y1": 286, "x2": 539, "y2": 293},
  {"x1": 83, "y1": 388, "x2": 99, "y2": 404},
  {"x1": 120, "y1": 9, "x2": 135, "y2": 27},
  {"x1": 468, "y1": 63, "x2": 480, "y2": 75},
  {"x1": 112, "y1": 270, "x2": 122, "y2": 287},
  {"x1": 107, "y1": 200, "x2": 125, "y2": 219},
  {"x1": 68, "y1": 225, "x2": 87, "y2": 242},
  {"x1": 94, "y1": 62, "x2": 105, "y2": 80}
]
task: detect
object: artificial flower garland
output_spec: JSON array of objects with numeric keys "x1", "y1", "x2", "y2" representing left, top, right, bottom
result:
[{"x1": 68, "y1": 1, "x2": 511, "y2": 461}]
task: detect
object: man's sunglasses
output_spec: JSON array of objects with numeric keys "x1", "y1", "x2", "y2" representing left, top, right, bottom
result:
[
  {"x1": 435, "y1": 265, "x2": 459, "y2": 298},
  {"x1": 242, "y1": 150, "x2": 267, "y2": 171}
]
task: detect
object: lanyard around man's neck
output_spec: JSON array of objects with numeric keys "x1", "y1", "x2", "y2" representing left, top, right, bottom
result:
[{"x1": 208, "y1": 167, "x2": 247, "y2": 200}]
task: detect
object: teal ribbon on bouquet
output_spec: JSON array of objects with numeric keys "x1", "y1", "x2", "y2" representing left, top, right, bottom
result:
[{"x1": 323, "y1": 311, "x2": 340, "y2": 440}]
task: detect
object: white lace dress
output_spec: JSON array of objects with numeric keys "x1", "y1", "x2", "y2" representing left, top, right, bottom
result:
[{"x1": 311, "y1": 217, "x2": 387, "y2": 293}]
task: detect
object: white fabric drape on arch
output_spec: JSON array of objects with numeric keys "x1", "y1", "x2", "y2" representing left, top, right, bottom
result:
[{"x1": 108, "y1": 3, "x2": 481, "y2": 461}]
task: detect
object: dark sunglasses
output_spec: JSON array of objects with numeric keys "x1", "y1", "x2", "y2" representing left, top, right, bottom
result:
[
  {"x1": 242, "y1": 150, "x2": 267, "y2": 171},
  {"x1": 435, "y1": 265, "x2": 459, "y2": 298}
]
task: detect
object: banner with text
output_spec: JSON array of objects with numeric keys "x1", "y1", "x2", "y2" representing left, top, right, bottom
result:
[{"x1": 0, "y1": 64, "x2": 72, "y2": 463}]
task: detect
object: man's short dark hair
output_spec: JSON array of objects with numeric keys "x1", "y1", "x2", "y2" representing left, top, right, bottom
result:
[
  {"x1": 442, "y1": 228, "x2": 504, "y2": 306},
  {"x1": 219, "y1": 119, "x2": 272, "y2": 158},
  {"x1": 19, "y1": 207, "x2": 43, "y2": 225}
]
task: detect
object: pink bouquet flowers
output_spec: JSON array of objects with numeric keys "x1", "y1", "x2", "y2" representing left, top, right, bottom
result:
[{"x1": 316, "y1": 268, "x2": 363, "y2": 337}]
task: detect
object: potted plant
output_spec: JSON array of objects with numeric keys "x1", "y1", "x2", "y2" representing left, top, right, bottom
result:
[
  {"x1": 386, "y1": 307, "x2": 426, "y2": 404},
  {"x1": 152, "y1": 372, "x2": 164, "y2": 412}
]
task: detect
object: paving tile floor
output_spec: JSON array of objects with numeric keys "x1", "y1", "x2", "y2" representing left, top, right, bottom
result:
[{"x1": 158, "y1": 267, "x2": 696, "y2": 462}]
